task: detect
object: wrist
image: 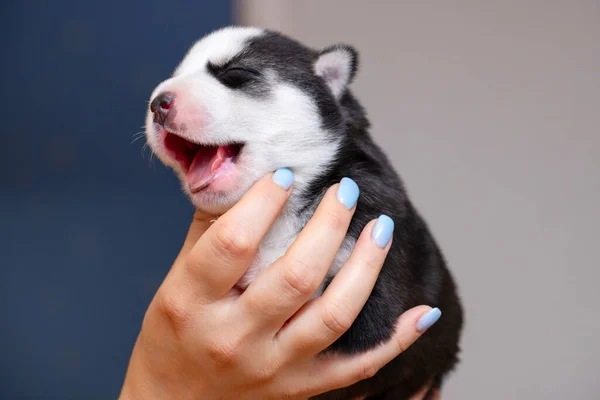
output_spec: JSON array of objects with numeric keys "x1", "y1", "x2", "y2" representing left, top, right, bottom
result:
[
  {"x1": 119, "y1": 342, "x2": 175, "y2": 400},
  {"x1": 120, "y1": 343, "x2": 211, "y2": 400},
  {"x1": 119, "y1": 356, "x2": 163, "y2": 400}
]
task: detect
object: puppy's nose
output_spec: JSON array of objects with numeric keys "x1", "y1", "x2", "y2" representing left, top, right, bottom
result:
[{"x1": 150, "y1": 92, "x2": 175, "y2": 123}]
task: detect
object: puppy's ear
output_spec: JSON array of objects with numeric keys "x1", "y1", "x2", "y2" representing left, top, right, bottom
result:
[{"x1": 314, "y1": 44, "x2": 358, "y2": 99}]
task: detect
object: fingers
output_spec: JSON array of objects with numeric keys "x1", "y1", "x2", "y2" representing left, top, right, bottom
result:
[
  {"x1": 421, "y1": 388, "x2": 441, "y2": 400},
  {"x1": 303, "y1": 305, "x2": 441, "y2": 396},
  {"x1": 176, "y1": 168, "x2": 295, "y2": 302},
  {"x1": 239, "y1": 178, "x2": 360, "y2": 329},
  {"x1": 409, "y1": 381, "x2": 440, "y2": 400},
  {"x1": 277, "y1": 215, "x2": 394, "y2": 358}
]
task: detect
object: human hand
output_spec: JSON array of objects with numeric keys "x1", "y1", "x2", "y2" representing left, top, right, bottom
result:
[{"x1": 119, "y1": 169, "x2": 442, "y2": 399}]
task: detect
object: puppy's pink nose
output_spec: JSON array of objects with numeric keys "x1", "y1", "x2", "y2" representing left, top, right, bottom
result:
[{"x1": 150, "y1": 92, "x2": 175, "y2": 124}]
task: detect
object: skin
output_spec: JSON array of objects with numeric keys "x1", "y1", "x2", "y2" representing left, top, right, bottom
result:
[{"x1": 119, "y1": 172, "x2": 438, "y2": 399}]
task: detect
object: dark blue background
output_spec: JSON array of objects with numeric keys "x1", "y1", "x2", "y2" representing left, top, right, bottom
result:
[{"x1": 1, "y1": 1, "x2": 232, "y2": 398}]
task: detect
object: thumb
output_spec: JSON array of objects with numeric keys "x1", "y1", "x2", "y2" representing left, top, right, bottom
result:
[{"x1": 176, "y1": 209, "x2": 220, "y2": 260}]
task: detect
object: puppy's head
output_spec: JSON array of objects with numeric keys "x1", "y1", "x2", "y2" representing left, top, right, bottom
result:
[{"x1": 145, "y1": 26, "x2": 359, "y2": 214}]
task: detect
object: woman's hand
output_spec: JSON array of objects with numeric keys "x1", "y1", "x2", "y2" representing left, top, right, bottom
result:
[{"x1": 119, "y1": 169, "x2": 441, "y2": 399}]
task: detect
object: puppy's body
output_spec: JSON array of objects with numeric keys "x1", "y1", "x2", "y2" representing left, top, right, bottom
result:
[{"x1": 144, "y1": 26, "x2": 463, "y2": 399}]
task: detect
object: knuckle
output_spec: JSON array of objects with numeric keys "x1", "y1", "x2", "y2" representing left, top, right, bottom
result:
[
  {"x1": 282, "y1": 259, "x2": 317, "y2": 297},
  {"x1": 320, "y1": 300, "x2": 354, "y2": 336},
  {"x1": 356, "y1": 358, "x2": 379, "y2": 382},
  {"x1": 155, "y1": 289, "x2": 193, "y2": 330},
  {"x1": 278, "y1": 387, "x2": 301, "y2": 400},
  {"x1": 323, "y1": 209, "x2": 347, "y2": 232},
  {"x1": 246, "y1": 363, "x2": 277, "y2": 383},
  {"x1": 394, "y1": 335, "x2": 408, "y2": 354},
  {"x1": 241, "y1": 293, "x2": 261, "y2": 314},
  {"x1": 213, "y1": 223, "x2": 253, "y2": 258},
  {"x1": 207, "y1": 343, "x2": 237, "y2": 366},
  {"x1": 206, "y1": 335, "x2": 242, "y2": 366},
  {"x1": 362, "y1": 255, "x2": 383, "y2": 272},
  {"x1": 272, "y1": 377, "x2": 307, "y2": 400},
  {"x1": 258, "y1": 187, "x2": 282, "y2": 207}
]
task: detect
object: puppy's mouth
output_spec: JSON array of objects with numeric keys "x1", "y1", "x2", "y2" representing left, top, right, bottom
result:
[{"x1": 163, "y1": 132, "x2": 244, "y2": 193}]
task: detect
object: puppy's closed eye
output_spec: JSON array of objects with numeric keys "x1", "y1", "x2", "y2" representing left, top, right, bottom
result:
[{"x1": 217, "y1": 68, "x2": 259, "y2": 89}]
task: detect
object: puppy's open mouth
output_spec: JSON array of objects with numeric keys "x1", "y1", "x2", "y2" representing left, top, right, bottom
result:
[{"x1": 164, "y1": 132, "x2": 243, "y2": 193}]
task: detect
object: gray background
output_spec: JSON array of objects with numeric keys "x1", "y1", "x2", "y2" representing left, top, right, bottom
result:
[{"x1": 239, "y1": 1, "x2": 600, "y2": 399}]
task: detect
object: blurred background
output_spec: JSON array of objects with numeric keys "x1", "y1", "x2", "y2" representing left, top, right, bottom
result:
[{"x1": 1, "y1": 1, "x2": 599, "y2": 399}]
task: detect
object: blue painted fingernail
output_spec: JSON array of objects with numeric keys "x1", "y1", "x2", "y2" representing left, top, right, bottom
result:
[
  {"x1": 372, "y1": 215, "x2": 394, "y2": 248},
  {"x1": 417, "y1": 307, "x2": 442, "y2": 332},
  {"x1": 272, "y1": 168, "x2": 294, "y2": 190},
  {"x1": 336, "y1": 177, "x2": 359, "y2": 209}
]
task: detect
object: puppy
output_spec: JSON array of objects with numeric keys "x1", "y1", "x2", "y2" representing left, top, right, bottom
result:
[{"x1": 144, "y1": 26, "x2": 464, "y2": 399}]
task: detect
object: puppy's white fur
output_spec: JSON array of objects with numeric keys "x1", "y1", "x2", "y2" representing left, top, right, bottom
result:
[{"x1": 145, "y1": 27, "x2": 355, "y2": 292}]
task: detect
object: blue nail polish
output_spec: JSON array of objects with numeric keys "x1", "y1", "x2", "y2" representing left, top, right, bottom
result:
[
  {"x1": 372, "y1": 215, "x2": 394, "y2": 248},
  {"x1": 417, "y1": 308, "x2": 442, "y2": 332},
  {"x1": 272, "y1": 168, "x2": 294, "y2": 190},
  {"x1": 336, "y1": 177, "x2": 359, "y2": 209}
]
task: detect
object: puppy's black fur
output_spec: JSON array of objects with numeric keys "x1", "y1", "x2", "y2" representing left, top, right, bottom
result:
[
  {"x1": 240, "y1": 31, "x2": 464, "y2": 399},
  {"x1": 310, "y1": 95, "x2": 463, "y2": 400}
]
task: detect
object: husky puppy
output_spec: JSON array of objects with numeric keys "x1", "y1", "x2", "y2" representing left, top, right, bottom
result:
[{"x1": 144, "y1": 26, "x2": 463, "y2": 399}]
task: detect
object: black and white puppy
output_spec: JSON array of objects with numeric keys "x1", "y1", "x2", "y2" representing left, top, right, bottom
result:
[{"x1": 144, "y1": 26, "x2": 464, "y2": 400}]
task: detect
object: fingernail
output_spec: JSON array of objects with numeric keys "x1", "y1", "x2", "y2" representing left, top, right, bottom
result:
[
  {"x1": 417, "y1": 307, "x2": 442, "y2": 332},
  {"x1": 372, "y1": 215, "x2": 394, "y2": 248},
  {"x1": 272, "y1": 168, "x2": 294, "y2": 190},
  {"x1": 336, "y1": 177, "x2": 359, "y2": 209}
]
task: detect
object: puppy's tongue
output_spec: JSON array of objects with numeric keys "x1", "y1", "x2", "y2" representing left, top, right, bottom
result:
[{"x1": 186, "y1": 146, "x2": 226, "y2": 193}]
